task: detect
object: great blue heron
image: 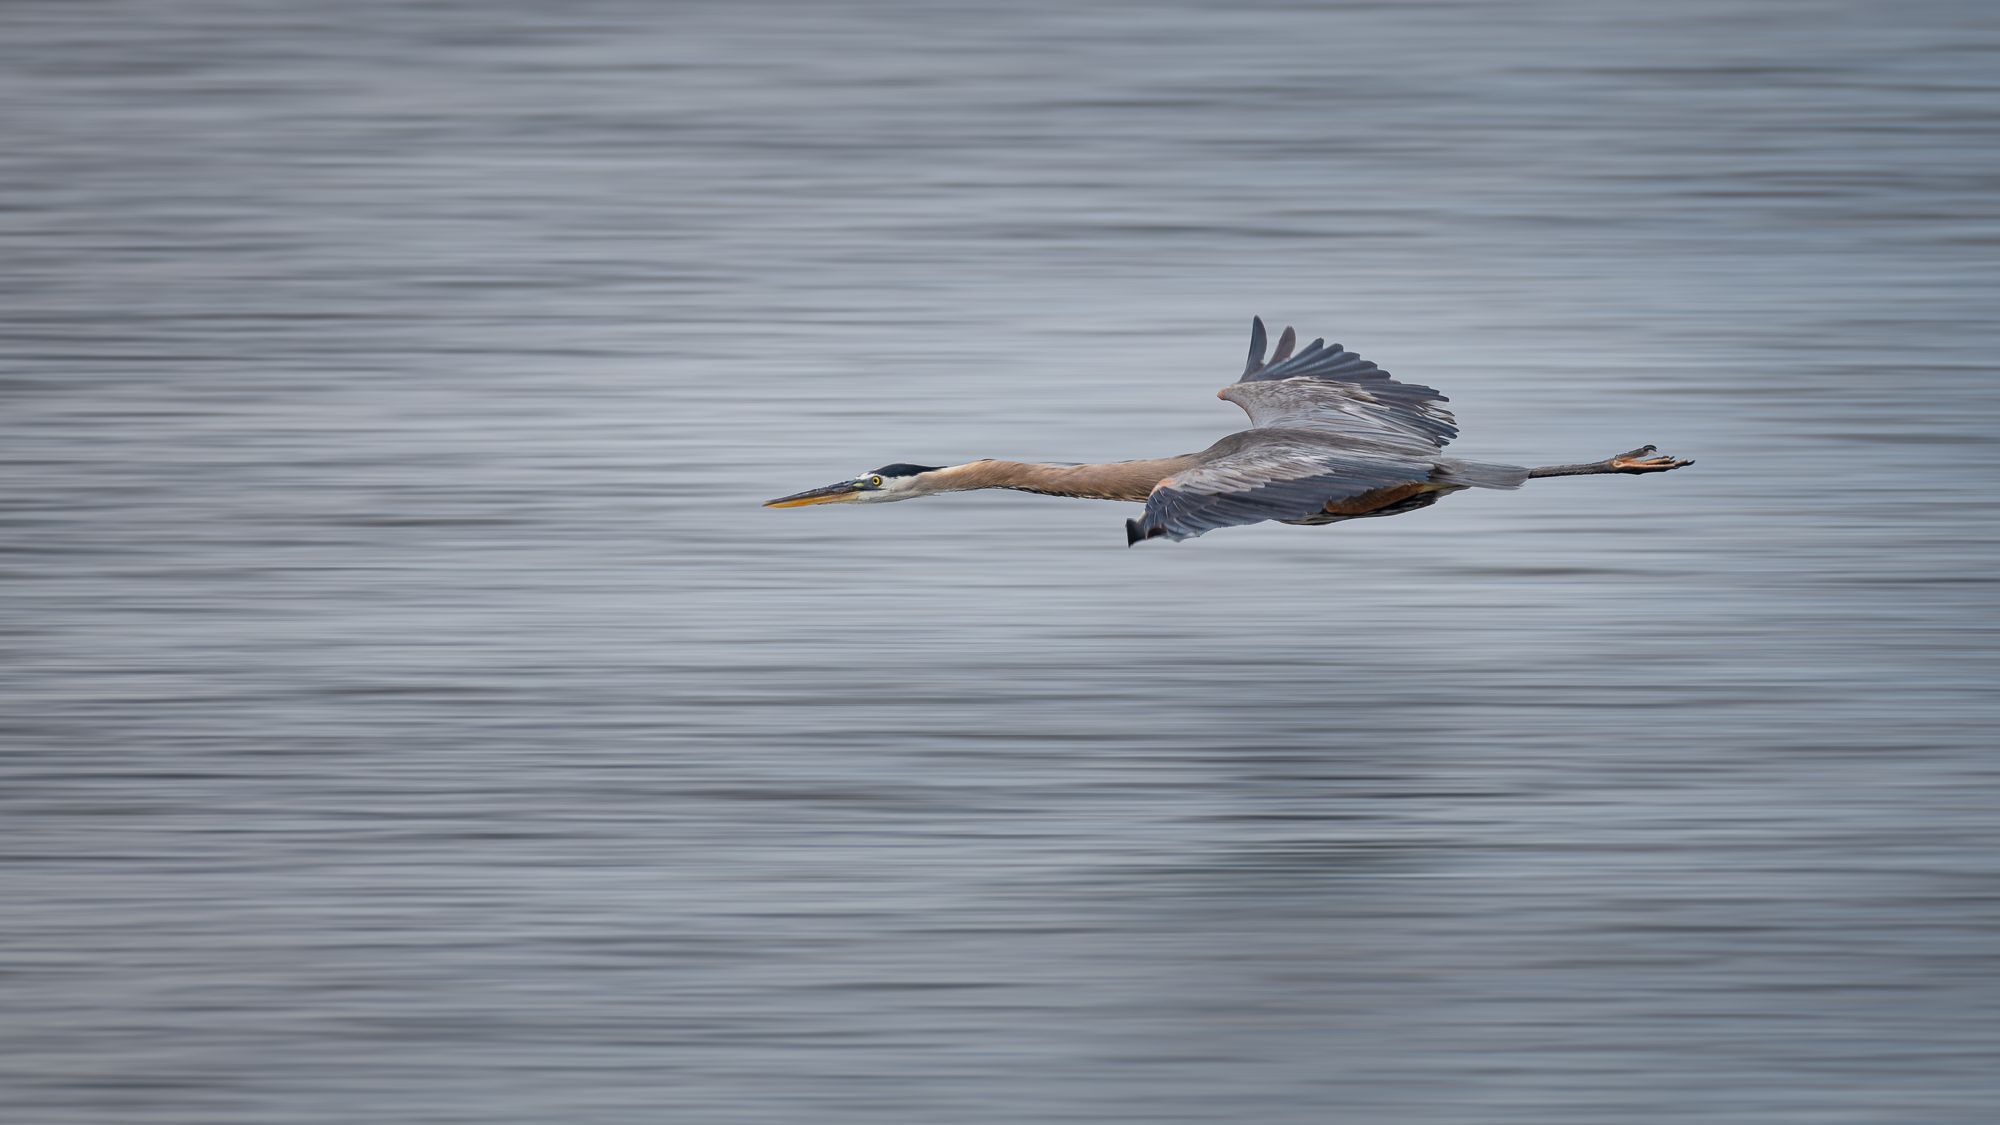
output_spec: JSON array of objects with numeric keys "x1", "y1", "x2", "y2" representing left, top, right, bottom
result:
[{"x1": 766, "y1": 317, "x2": 1691, "y2": 545}]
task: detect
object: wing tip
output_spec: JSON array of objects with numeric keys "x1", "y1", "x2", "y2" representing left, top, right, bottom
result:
[
  {"x1": 1271, "y1": 325, "x2": 1297, "y2": 364},
  {"x1": 1243, "y1": 316, "x2": 1268, "y2": 377}
]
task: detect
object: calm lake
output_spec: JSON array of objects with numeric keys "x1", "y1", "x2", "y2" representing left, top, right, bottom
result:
[{"x1": 5, "y1": 0, "x2": 1999, "y2": 1121}]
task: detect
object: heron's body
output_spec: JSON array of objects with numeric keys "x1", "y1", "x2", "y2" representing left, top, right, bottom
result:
[{"x1": 766, "y1": 318, "x2": 1691, "y2": 545}]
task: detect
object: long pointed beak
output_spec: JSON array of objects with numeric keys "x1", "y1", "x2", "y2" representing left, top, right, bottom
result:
[{"x1": 763, "y1": 480, "x2": 864, "y2": 508}]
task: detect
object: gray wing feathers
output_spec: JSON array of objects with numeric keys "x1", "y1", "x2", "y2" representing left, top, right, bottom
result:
[
  {"x1": 1225, "y1": 316, "x2": 1457, "y2": 450},
  {"x1": 1239, "y1": 316, "x2": 1390, "y2": 385},
  {"x1": 1128, "y1": 438, "x2": 1425, "y2": 543},
  {"x1": 1242, "y1": 316, "x2": 1267, "y2": 377},
  {"x1": 1225, "y1": 378, "x2": 1458, "y2": 450},
  {"x1": 1126, "y1": 318, "x2": 1520, "y2": 542},
  {"x1": 1269, "y1": 324, "x2": 1297, "y2": 365}
]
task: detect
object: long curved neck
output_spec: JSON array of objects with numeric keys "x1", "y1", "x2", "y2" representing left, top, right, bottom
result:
[{"x1": 923, "y1": 456, "x2": 1198, "y2": 502}]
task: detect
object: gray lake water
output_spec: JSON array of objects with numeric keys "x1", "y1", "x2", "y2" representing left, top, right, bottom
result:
[{"x1": 5, "y1": 1, "x2": 1999, "y2": 1121}]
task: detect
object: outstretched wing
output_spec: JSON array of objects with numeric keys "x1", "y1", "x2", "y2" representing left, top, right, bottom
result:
[
  {"x1": 1224, "y1": 316, "x2": 1457, "y2": 452},
  {"x1": 1126, "y1": 433, "x2": 1431, "y2": 544},
  {"x1": 1125, "y1": 318, "x2": 1466, "y2": 543}
]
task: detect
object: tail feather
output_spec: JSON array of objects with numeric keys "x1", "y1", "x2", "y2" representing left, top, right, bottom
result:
[{"x1": 1435, "y1": 458, "x2": 1529, "y2": 490}]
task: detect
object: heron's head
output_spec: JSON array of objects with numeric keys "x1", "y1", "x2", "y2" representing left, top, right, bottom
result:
[{"x1": 763, "y1": 463, "x2": 945, "y2": 508}]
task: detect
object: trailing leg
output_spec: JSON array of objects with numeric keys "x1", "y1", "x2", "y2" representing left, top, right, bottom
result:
[{"x1": 1528, "y1": 445, "x2": 1693, "y2": 479}]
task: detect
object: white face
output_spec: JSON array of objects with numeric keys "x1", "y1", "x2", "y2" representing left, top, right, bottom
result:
[
  {"x1": 764, "y1": 468, "x2": 935, "y2": 508},
  {"x1": 855, "y1": 472, "x2": 929, "y2": 502}
]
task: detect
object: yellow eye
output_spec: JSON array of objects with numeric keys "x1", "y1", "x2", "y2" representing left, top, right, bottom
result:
[{"x1": 870, "y1": 476, "x2": 884, "y2": 487}]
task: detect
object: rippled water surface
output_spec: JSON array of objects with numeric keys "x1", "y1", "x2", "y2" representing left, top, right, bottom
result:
[{"x1": 6, "y1": 1, "x2": 2000, "y2": 1121}]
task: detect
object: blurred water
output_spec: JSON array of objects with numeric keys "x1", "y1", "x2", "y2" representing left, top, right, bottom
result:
[{"x1": 5, "y1": 0, "x2": 2000, "y2": 1121}]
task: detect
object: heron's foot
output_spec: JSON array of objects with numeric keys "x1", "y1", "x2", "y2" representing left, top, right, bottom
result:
[{"x1": 1608, "y1": 445, "x2": 1694, "y2": 473}]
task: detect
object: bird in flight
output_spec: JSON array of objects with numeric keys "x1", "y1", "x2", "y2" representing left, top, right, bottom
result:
[{"x1": 766, "y1": 318, "x2": 1691, "y2": 545}]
